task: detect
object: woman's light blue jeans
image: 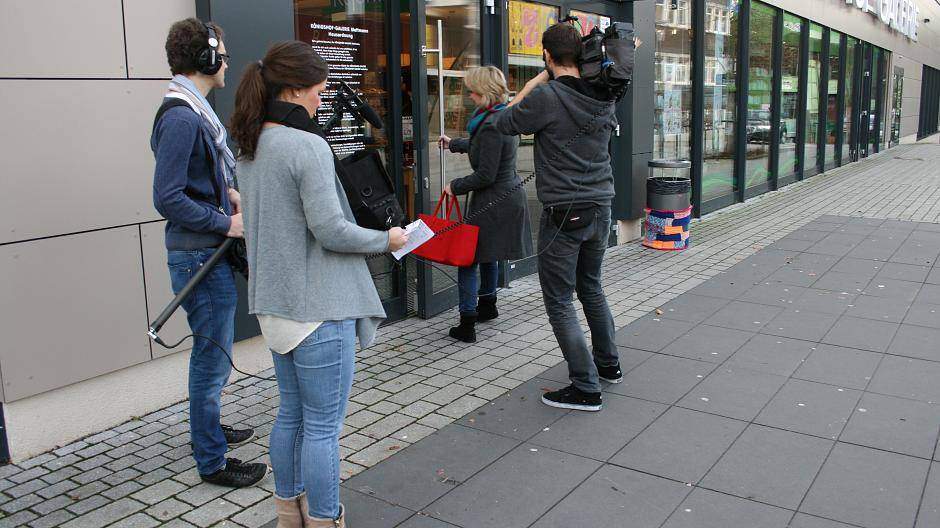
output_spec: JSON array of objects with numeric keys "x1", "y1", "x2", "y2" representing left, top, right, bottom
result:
[{"x1": 270, "y1": 319, "x2": 355, "y2": 519}]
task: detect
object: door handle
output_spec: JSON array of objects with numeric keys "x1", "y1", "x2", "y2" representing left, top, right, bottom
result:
[{"x1": 422, "y1": 20, "x2": 446, "y2": 217}]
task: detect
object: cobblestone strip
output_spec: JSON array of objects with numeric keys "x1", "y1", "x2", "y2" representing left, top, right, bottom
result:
[{"x1": 2, "y1": 142, "x2": 939, "y2": 526}]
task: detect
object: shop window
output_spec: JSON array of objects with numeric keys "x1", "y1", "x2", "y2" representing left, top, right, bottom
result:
[
  {"x1": 656, "y1": 0, "x2": 691, "y2": 28},
  {"x1": 702, "y1": 0, "x2": 740, "y2": 203},
  {"x1": 655, "y1": 1, "x2": 693, "y2": 162},
  {"x1": 803, "y1": 23, "x2": 823, "y2": 176},
  {"x1": 869, "y1": 48, "x2": 881, "y2": 153},
  {"x1": 825, "y1": 30, "x2": 842, "y2": 168},
  {"x1": 890, "y1": 67, "x2": 903, "y2": 147},
  {"x1": 842, "y1": 37, "x2": 856, "y2": 163},
  {"x1": 744, "y1": 1, "x2": 777, "y2": 190}
]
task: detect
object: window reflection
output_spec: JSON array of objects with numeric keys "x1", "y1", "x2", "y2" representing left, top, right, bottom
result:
[
  {"x1": 804, "y1": 23, "x2": 823, "y2": 176},
  {"x1": 825, "y1": 30, "x2": 841, "y2": 167},
  {"x1": 702, "y1": 0, "x2": 740, "y2": 203},
  {"x1": 778, "y1": 13, "x2": 801, "y2": 179},
  {"x1": 842, "y1": 37, "x2": 856, "y2": 163},
  {"x1": 744, "y1": 1, "x2": 776, "y2": 189},
  {"x1": 655, "y1": 0, "x2": 693, "y2": 162}
]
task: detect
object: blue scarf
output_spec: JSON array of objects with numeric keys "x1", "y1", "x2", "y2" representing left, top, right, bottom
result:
[{"x1": 466, "y1": 103, "x2": 506, "y2": 136}]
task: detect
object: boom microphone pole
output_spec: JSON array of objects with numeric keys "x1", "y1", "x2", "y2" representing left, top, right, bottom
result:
[{"x1": 147, "y1": 237, "x2": 235, "y2": 345}]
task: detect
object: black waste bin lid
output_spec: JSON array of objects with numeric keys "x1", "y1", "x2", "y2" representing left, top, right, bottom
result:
[{"x1": 648, "y1": 159, "x2": 692, "y2": 169}]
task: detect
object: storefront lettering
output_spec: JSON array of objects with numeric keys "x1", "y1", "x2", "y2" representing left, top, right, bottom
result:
[{"x1": 843, "y1": 0, "x2": 919, "y2": 40}]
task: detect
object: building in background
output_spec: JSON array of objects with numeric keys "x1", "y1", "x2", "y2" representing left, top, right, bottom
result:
[
  {"x1": 0, "y1": 0, "x2": 938, "y2": 461},
  {"x1": 654, "y1": 0, "x2": 940, "y2": 215}
]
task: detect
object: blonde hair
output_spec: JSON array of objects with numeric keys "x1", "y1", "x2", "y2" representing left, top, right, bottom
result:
[{"x1": 464, "y1": 66, "x2": 509, "y2": 108}]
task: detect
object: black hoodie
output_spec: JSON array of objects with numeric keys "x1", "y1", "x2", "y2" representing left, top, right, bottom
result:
[{"x1": 493, "y1": 79, "x2": 617, "y2": 208}]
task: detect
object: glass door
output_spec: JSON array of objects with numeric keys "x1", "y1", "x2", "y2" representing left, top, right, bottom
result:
[
  {"x1": 409, "y1": 0, "x2": 483, "y2": 317},
  {"x1": 294, "y1": 0, "x2": 410, "y2": 322}
]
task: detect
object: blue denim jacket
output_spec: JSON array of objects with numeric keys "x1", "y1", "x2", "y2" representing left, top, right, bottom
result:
[{"x1": 151, "y1": 102, "x2": 232, "y2": 250}]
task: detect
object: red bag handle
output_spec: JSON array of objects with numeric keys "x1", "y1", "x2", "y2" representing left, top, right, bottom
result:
[
  {"x1": 431, "y1": 192, "x2": 464, "y2": 222},
  {"x1": 447, "y1": 195, "x2": 464, "y2": 222},
  {"x1": 430, "y1": 192, "x2": 448, "y2": 217}
]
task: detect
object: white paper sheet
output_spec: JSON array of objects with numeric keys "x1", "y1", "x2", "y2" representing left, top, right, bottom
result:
[{"x1": 391, "y1": 219, "x2": 435, "y2": 260}]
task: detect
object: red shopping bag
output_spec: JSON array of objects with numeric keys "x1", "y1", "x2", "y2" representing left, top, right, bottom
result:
[{"x1": 412, "y1": 193, "x2": 479, "y2": 267}]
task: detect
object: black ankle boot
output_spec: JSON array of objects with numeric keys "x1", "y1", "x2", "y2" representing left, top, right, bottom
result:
[
  {"x1": 448, "y1": 313, "x2": 477, "y2": 343},
  {"x1": 477, "y1": 295, "x2": 498, "y2": 322}
]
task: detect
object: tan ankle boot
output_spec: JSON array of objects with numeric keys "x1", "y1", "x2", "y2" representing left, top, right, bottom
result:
[
  {"x1": 304, "y1": 503, "x2": 345, "y2": 527},
  {"x1": 274, "y1": 493, "x2": 305, "y2": 528}
]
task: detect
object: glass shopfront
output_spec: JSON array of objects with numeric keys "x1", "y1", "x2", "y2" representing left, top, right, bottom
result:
[
  {"x1": 290, "y1": 0, "x2": 634, "y2": 319},
  {"x1": 655, "y1": 0, "x2": 895, "y2": 216}
]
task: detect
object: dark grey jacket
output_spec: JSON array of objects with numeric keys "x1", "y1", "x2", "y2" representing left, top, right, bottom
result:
[
  {"x1": 449, "y1": 116, "x2": 532, "y2": 263},
  {"x1": 493, "y1": 81, "x2": 617, "y2": 208}
]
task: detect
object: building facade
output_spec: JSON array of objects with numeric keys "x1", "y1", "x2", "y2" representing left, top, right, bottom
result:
[{"x1": 0, "y1": 0, "x2": 938, "y2": 461}]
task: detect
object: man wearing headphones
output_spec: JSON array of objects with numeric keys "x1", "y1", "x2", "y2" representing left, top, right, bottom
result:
[{"x1": 151, "y1": 18, "x2": 267, "y2": 488}]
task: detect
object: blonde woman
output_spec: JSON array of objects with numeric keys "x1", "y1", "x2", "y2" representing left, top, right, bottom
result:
[{"x1": 440, "y1": 65, "x2": 532, "y2": 342}]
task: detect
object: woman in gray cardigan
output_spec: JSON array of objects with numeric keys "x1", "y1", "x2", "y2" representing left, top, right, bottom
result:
[
  {"x1": 440, "y1": 66, "x2": 533, "y2": 342},
  {"x1": 230, "y1": 42, "x2": 407, "y2": 527}
]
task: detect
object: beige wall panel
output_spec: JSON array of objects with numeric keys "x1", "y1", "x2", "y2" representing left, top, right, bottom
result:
[
  {"x1": 140, "y1": 221, "x2": 193, "y2": 358},
  {"x1": 0, "y1": 80, "x2": 167, "y2": 245},
  {"x1": 0, "y1": 0, "x2": 126, "y2": 78},
  {"x1": 901, "y1": 115, "x2": 919, "y2": 136},
  {"x1": 124, "y1": 0, "x2": 197, "y2": 79},
  {"x1": 0, "y1": 228, "x2": 151, "y2": 401}
]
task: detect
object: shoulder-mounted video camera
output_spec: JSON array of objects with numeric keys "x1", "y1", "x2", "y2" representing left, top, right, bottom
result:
[{"x1": 578, "y1": 21, "x2": 636, "y2": 102}]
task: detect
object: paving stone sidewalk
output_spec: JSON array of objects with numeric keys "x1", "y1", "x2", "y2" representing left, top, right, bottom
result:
[
  {"x1": 2, "y1": 140, "x2": 940, "y2": 527},
  {"x1": 343, "y1": 213, "x2": 940, "y2": 528}
]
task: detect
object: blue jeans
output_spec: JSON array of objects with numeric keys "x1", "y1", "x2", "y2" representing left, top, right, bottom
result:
[
  {"x1": 457, "y1": 262, "x2": 499, "y2": 315},
  {"x1": 167, "y1": 249, "x2": 237, "y2": 476},
  {"x1": 270, "y1": 320, "x2": 356, "y2": 519},
  {"x1": 537, "y1": 206, "x2": 618, "y2": 393}
]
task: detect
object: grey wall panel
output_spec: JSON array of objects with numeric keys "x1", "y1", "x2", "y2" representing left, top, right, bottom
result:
[
  {"x1": 140, "y1": 222, "x2": 192, "y2": 359},
  {"x1": 0, "y1": 0, "x2": 127, "y2": 78},
  {"x1": 0, "y1": 228, "x2": 151, "y2": 402},
  {"x1": 901, "y1": 115, "x2": 919, "y2": 136},
  {"x1": 123, "y1": 0, "x2": 196, "y2": 79},
  {"x1": 0, "y1": 80, "x2": 168, "y2": 245},
  {"x1": 204, "y1": 0, "x2": 296, "y2": 127}
]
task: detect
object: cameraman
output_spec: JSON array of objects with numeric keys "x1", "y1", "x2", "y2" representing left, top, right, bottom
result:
[{"x1": 493, "y1": 22, "x2": 621, "y2": 412}]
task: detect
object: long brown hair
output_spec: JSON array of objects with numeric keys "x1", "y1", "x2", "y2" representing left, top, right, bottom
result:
[{"x1": 230, "y1": 41, "x2": 329, "y2": 160}]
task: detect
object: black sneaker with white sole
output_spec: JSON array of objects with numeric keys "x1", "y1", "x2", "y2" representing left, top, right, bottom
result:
[
  {"x1": 200, "y1": 458, "x2": 269, "y2": 488},
  {"x1": 595, "y1": 361, "x2": 623, "y2": 384},
  {"x1": 222, "y1": 424, "x2": 254, "y2": 447},
  {"x1": 541, "y1": 385, "x2": 602, "y2": 411}
]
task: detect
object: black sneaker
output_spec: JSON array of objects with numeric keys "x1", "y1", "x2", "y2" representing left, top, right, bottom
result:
[
  {"x1": 201, "y1": 458, "x2": 269, "y2": 488},
  {"x1": 595, "y1": 361, "x2": 623, "y2": 384},
  {"x1": 541, "y1": 385, "x2": 602, "y2": 411},
  {"x1": 221, "y1": 424, "x2": 254, "y2": 447}
]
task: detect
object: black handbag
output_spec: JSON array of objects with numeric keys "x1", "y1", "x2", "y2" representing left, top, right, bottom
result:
[
  {"x1": 335, "y1": 149, "x2": 406, "y2": 230},
  {"x1": 265, "y1": 101, "x2": 405, "y2": 231}
]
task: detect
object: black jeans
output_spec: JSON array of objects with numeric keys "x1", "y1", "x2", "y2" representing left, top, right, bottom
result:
[{"x1": 537, "y1": 206, "x2": 618, "y2": 393}]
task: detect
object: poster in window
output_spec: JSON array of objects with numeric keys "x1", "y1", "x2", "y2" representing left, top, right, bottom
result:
[
  {"x1": 509, "y1": 0, "x2": 559, "y2": 56},
  {"x1": 569, "y1": 10, "x2": 611, "y2": 37}
]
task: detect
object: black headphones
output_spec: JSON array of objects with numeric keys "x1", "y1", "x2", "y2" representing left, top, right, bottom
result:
[{"x1": 196, "y1": 23, "x2": 222, "y2": 75}]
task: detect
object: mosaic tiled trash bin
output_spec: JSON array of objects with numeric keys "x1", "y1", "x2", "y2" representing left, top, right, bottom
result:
[{"x1": 643, "y1": 159, "x2": 692, "y2": 251}]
